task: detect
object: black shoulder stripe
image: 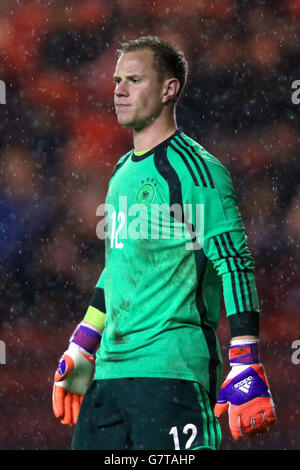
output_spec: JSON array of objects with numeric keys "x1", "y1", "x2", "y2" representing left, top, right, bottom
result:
[
  {"x1": 176, "y1": 134, "x2": 215, "y2": 189},
  {"x1": 169, "y1": 142, "x2": 199, "y2": 186},
  {"x1": 153, "y1": 146, "x2": 183, "y2": 211},
  {"x1": 172, "y1": 137, "x2": 208, "y2": 188}
]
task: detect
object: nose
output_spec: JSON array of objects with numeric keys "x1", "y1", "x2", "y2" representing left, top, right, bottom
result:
[{"x1": 114, "y1": 80, "x2": 129, "y2": 97}]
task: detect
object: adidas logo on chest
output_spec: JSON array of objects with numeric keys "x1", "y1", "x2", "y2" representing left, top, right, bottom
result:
[{"x1": 234, "y1": 375, "x2": 253, "y2": 394}]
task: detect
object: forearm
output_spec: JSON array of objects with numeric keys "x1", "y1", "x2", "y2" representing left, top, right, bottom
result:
[
  {"x1": 229, "y1": 313, "x2": 260, "y2": 363},
  {"x1": 83, "y1": 305, "x2": 106, "y2": 334},
  {"x1": 82, "y1": 285, "x2": 106, "y2": 334}
]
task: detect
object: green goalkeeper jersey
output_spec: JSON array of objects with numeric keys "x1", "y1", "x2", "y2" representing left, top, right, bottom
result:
[{"x1": 93, "y1": 129, "x2": 260, "y2": 399}]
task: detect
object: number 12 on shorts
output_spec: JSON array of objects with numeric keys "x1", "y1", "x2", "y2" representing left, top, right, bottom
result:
[{"x1": 169, "y1": 424, "x2": 197, "y2": 450}]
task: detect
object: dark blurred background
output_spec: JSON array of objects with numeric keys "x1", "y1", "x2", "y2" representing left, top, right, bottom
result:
[{"x1": 0, "y1": 0, "x2": 299, "y2": 450}]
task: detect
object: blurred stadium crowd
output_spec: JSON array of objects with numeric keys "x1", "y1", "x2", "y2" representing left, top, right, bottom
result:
[{"x1": 0, "y1": 0, "x2": 299, "y2": 450}]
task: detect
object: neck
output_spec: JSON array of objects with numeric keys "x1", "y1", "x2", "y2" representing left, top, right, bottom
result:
[{"x1": 133, "y1": 113, "x2": 177, "y2": 152}]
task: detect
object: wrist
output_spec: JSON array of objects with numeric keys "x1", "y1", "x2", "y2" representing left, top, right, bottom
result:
[
  {"x1": 70, "y1": 322, "x2": 101, "y2": 355},
  {"x1": 229, "y1": 338, "x2": 259, "y2": 366}
]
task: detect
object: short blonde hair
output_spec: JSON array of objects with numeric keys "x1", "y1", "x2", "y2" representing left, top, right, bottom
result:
[{"x1": 116, "y1": 35, "x2": 189, "y2": 99}]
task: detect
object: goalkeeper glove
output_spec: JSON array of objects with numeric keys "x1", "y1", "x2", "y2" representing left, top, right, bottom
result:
[
  {"x1": 214, "y1": 339, "x2": 276, "y2": 440},
  {"x1": 52, "y1": 322, "x2": 101, "y2": 425}
]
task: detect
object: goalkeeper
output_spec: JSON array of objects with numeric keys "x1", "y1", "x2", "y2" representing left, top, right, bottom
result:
[{"x1": 52, "y1": 36, "x2": 276, "y2": 450}]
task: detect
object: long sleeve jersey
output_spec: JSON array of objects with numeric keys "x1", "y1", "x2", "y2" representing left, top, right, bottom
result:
[{"x1": 92, "y1": 129, "x2": 260, "y2": 399}]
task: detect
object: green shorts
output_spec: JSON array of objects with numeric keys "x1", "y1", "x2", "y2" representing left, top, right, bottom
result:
[{"x1": 72, "y1": 378, "x2": 222, "y2": 451}]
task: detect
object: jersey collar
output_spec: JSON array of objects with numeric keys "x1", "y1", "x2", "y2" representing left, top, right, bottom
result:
[{"x1": 131, "y1": 128, "x2": 182, "y2": 162}]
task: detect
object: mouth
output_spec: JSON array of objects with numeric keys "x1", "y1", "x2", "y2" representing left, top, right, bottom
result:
[{"x1": 115, "y1": 104, "x2": 131, "y2": 108}]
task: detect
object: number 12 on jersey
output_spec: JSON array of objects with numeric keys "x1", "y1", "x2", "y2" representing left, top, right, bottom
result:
[
  {"x1": 110, "y1": 211, "x2": 125, "y2": 249},
  {"x1": 169, "y1": 424, "x2": 197, "y2": 450}
]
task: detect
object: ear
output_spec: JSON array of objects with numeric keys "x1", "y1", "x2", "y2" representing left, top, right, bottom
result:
[{"x1": 162, "y1": 78, "x2": 181, "y2": 104}]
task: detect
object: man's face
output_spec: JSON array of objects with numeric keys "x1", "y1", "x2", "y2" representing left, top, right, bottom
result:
[{"x1": 113, "y1": 49, "x2": 166, "y2": 130}]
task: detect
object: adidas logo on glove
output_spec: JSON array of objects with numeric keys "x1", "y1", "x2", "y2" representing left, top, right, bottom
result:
[{"x1": 234, "y1": 375, "x2": 253, "y2": 394}]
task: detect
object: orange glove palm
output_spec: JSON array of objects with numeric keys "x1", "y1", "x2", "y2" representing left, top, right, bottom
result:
[
  {"x1": 52, "y1": 322, "x2": 101, "y2": 425},
  {"x1": 52, "y1": 343, "x2": 95, "y2": 425},
  {"x1": 214, "y1": 339, "x2": 276, "y2": 440}
]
